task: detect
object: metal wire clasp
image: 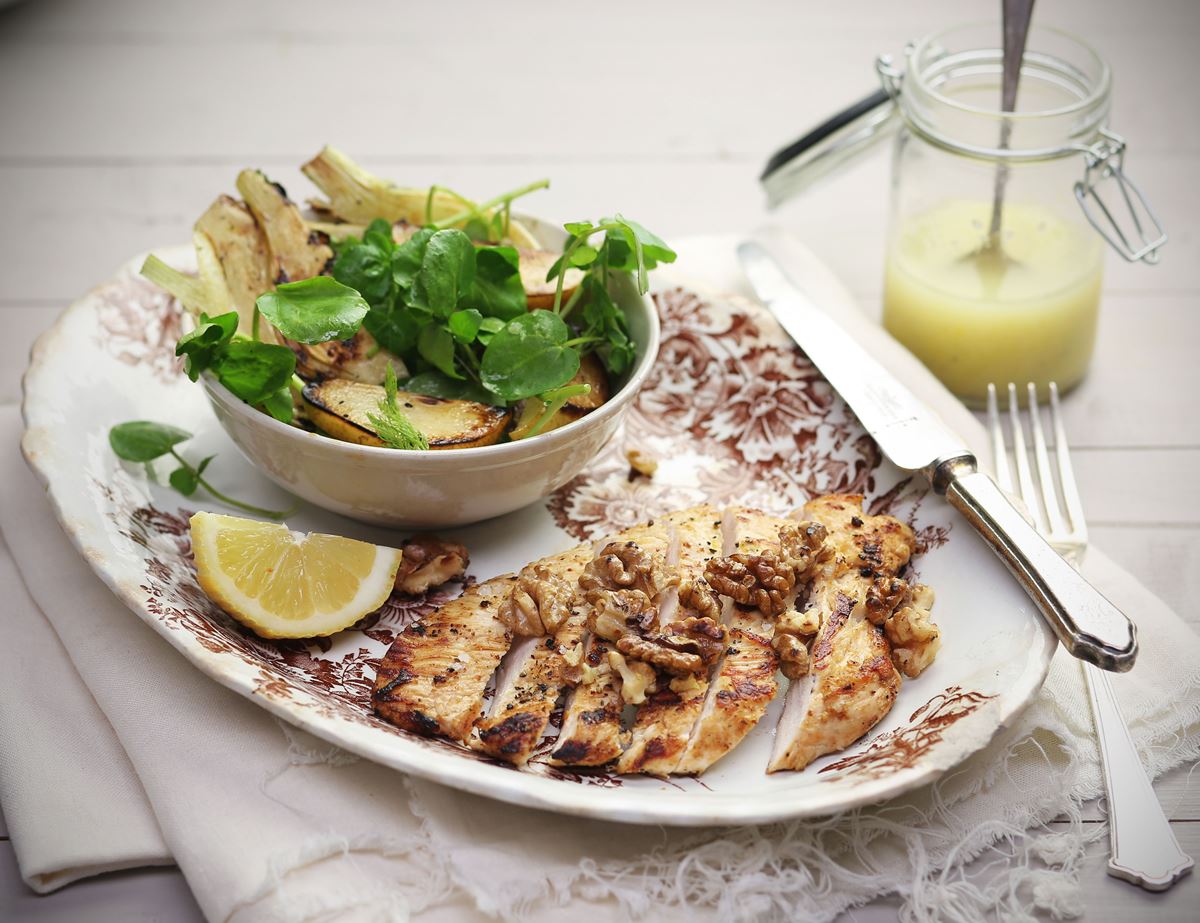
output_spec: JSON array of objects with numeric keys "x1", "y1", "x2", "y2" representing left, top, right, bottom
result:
[
  {"x1": 1075, "y1": 129, "x2": 1167, "y2": 264},
  {"x1": 875, "y1": 52, "x2": 906, "y2": 100}
]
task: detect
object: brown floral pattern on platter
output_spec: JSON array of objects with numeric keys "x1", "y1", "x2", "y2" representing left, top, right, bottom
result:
[
  {"x1": 89, "y1": 278, "x2": 962, "y2": 786},
  {"x1": 93, "y1": 270, "x2": 185, "y2": 383},
  {"x1": 546, "y1": 288, "x2": 939, "y2": 544},
  {"x1": 95, "y1": 466, "x2": 460, "y2": 734},
  {"x1": 818, "y1": 686, "x2": 998, "y2": 779}
]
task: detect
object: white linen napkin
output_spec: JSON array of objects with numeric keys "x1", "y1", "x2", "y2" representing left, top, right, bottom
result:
[
  {"x1": 4, "y1": 233, "x2": 1199, "y2": 922},
  {"x1": 0, "y1": 532, "x2": 170, "y2": 892}
]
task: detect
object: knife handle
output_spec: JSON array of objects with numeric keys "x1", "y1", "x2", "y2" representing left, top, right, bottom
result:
[{"x1": 938, "y1": 460, "x2": 1137, "y2": 672}]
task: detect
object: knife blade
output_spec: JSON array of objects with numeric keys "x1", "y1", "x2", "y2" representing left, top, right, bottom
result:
[{"x1": 737, "y1": 240, "x2": 1137, "y2": 672}]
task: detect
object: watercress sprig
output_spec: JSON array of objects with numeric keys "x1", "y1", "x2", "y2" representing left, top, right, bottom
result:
[
  {"x1": 143, "y1": 183, "x2": 675, "y2": 447},
  {"x1": 524, "y1": 383, "x2": 592, "y2": 439},
  {"x1": 329, "y1": 212, "x2": 674, "y2": 409},
  {"x1": 174, "y1": 310, "x2": 297, "y2": 423},
  {"x1": 547, "y1": 215, "x2": 676, "y2": 316},
  {"x1": 333, "y1": 222, "x2": 530, "y2": 391},
  {"x1": 108, "y1": 421, "x2": 292, "y2": 519},
  {"x1": 430, "y1": 178, "x2": 550, "y2": 242}
]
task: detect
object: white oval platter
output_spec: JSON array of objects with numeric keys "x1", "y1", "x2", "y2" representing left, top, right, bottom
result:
[{"x1": 20, "y1": 244, "x2": 1055, "y2": 826}]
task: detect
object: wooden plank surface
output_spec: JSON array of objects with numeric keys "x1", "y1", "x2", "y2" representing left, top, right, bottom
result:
[
  {"x1": 0, "y1": 841, "x2": 203, "y2": 923},
  {"x1": 2, "y1": 154, "x2": 1196, "y2": 304},
  {"x1": 0, "y1": 0, "x2": 1196, "y2": 919}
]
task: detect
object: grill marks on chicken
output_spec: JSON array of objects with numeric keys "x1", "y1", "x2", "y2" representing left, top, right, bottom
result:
[
  {"x1": 616, "y1": 506, "x2": 724, "y2": 775},
  {"x1": 470, "y1": 545, "x2": 593, "y2": 764},
  {"x1": 548, "y1": 634, "x2": 624, "y2": 766},
  {"x1": 552, "y1": 517, "x2": 676, "y2": 767},
  {"x1": 767, "y1": 495, "x2": 911, "y2": 773},
  {"x1": 372, "y1": 497, "x2": 942, "y2": 777},
  {"x1": 373, "y1": 576, "x2": 514, "y2": 740},
  {"x1": 674, "y1": 507, "x2": 783, "y2": 775},
  {"x1": 472, "y1": 614, "x2": 588, "y2": 764}
]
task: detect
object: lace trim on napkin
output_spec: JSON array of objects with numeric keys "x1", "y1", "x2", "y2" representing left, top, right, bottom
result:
[{"x1": 395, "y1": 630, "x2": 1200, "y2": 923}]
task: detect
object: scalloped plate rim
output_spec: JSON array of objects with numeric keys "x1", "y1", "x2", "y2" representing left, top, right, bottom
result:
[{"x1": 18, "y1": 244, "x2": 1057, "y2": 827}]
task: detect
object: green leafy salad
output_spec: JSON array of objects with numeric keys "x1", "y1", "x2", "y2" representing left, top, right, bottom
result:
[{"x1": 133, "y1": 147, "x2": 675, "y2": 463}]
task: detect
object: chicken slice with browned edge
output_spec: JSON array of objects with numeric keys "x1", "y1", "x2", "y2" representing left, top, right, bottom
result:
[
  {"x1": 549, "y1": 513, "x2": 691, "y2": 768},
  {"x1": 617, "y1": 506, "x2": 725, "y2": 775},
  {"x1": 673, "y1": 507, "x2": 784, "y2": 774},
  {"x1": 470, "y1": 544, "x2": 593, "y2": 764},
  {"x1": 550, "y1": 517, "x2": 677, "y2": 767},
  {"x1": 767, "y1": 494, "x2": 912, "y2": 773},
  {"x1": 373, "y1": 575, "x2": 515, "y2": 741},
  {"x1": 548, "y1": 635, "x2": 624, "y2": 766}
]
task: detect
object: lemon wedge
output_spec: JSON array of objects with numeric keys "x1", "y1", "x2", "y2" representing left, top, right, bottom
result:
[{"x1": 190, "y1": 512, "x2": 403, "y2": 638}]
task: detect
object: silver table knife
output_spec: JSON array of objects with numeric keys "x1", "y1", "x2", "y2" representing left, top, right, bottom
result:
[{"x1": 737, "y1": 241, "x2": 1137, "y2": 671}]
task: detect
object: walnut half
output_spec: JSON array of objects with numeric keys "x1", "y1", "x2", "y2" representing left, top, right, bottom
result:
[
  {"x1": 579, "y1": 541, "x2": 674, "y2": 599},
  {"x1": 394, "y1": 535, "x2": 469, "y2": 594},
  {"x1": 678, "y1": 578, "x2": 722, "y2": 621},
  {"x1": 612, "y1": 615, "x2": 728, "y2": 677},
  {"x1": 498, "y1": 564, "x2": 575, "y2": 636},
  {"x1": 779, "y1": 521, "x2": 831, "y2": 582},
  {"x1": 885, "y1": 584, "x2": 941, "y2": 677},
  {"x1": 704, "y1": 522, "x2": 831, "y2": 618},
  {"x1": 865, "y1": 576, "x2": 909, "y2": 626},
  {"x1": 772, "y1": 632, "x2": 810, "y2": 680},
  {"x1": 585, "y1": 587, "x2": 657, "y2": 641},
  {"x1": 705, "y1": 552, "x2": 796, "y2": 616}
]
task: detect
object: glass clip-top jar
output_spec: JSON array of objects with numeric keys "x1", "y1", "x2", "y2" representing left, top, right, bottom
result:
[{"x1": 761, "y1": 23, "x2": 1166, "y2": 407}]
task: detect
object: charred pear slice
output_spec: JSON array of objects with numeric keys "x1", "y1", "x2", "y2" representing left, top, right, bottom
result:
[
  {"x1": 288, "y1": 328, "x2": 406, "y2": 387},
  {"x1": 303, "y1": 379, "x2": 510, "y2": 449},
  {"x1": 517, "y1": 248, "x2": 584, "y2": 309},
  {"x1": 565, "y1": 353, "x2": 609, "y2": 411}
]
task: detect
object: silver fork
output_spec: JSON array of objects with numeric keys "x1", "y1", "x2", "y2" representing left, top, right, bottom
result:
[{"x1": 988, "y1": 381, "x2": 1193, "y2": 891}]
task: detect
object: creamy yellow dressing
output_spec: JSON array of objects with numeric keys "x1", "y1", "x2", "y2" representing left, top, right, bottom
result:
[{"x1": 883, "y1": 200, "x2": 1103, "y2": 405}]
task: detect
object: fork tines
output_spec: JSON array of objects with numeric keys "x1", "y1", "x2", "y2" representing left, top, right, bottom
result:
[{"x1": 986, "y1": 382, "x2": 1088, "y2": 551}]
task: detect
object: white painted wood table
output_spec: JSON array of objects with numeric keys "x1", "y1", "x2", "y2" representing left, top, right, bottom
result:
[{"x1": 0, "y1": 0, "x2": 1195, "y2": 919}]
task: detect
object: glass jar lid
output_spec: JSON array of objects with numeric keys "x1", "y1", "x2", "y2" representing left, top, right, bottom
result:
[
  {"x1": 893, "y1": 23, "x2": 1110, "y2": 162},
  {"x1": 761, "y1": 22, "x2": 1166, "y2": 263}
]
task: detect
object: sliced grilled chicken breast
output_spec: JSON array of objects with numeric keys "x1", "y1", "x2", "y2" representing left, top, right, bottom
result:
[
  {"x1": 471, "y1": 545, "x2": 593, "y2": 764},
  {"x1": 471, "y1": 614, "x2": 588, "y2": 764},
  {"x1": 374, "y1": 496, "x2": 932, "y2": 778},
  {"x1": 548, "y1": 635, "x2": 624, "y2": 766},
  {"x1": 674, "y1": 506, "x2": 783, "y2": 775},
  {"x1": 550, "y1": 518, "x2": 677, "y2": 767},
  {"x1": 617, "y1": 505, "x2": 724, "y2": 775},
  {"x1": 372, "y1": 575, "x2": 515, "y2": 740},
  {"x1": 767, "y1": 494, "x2": 913, "y2": 773}
]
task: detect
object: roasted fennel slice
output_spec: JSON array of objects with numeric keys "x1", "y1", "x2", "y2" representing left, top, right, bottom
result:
[
  {"x1": 301, "y1": 146, "x2": 539, "y2": 248},
  {"x1": 194, "y1": 195, "x2": 274, "y2": 337},
  {"x1": 140, "y1": 231, "x2": 234, "y2": 320},
  {"x1": 236, "y1": 169, "x2": 333, "y2": 284}
]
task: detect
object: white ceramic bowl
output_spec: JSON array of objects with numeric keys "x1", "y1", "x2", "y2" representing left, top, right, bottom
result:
[{"x1": 202, "y1": 228, "x2": 659, "y2": 528}]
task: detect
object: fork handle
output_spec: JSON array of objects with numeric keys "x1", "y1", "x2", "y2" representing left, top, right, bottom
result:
[
  {"x1": 1083, "y1": 661, "x2": 1195, "y2": 889},
  {"x1": 936, "y1": 462, "x2": 1137, "y2": 671}
]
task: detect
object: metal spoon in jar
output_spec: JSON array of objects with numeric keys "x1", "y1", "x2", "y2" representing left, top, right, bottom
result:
[{"x1": 973, "y1": 0, "x2": 1036, "y2": 266}]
